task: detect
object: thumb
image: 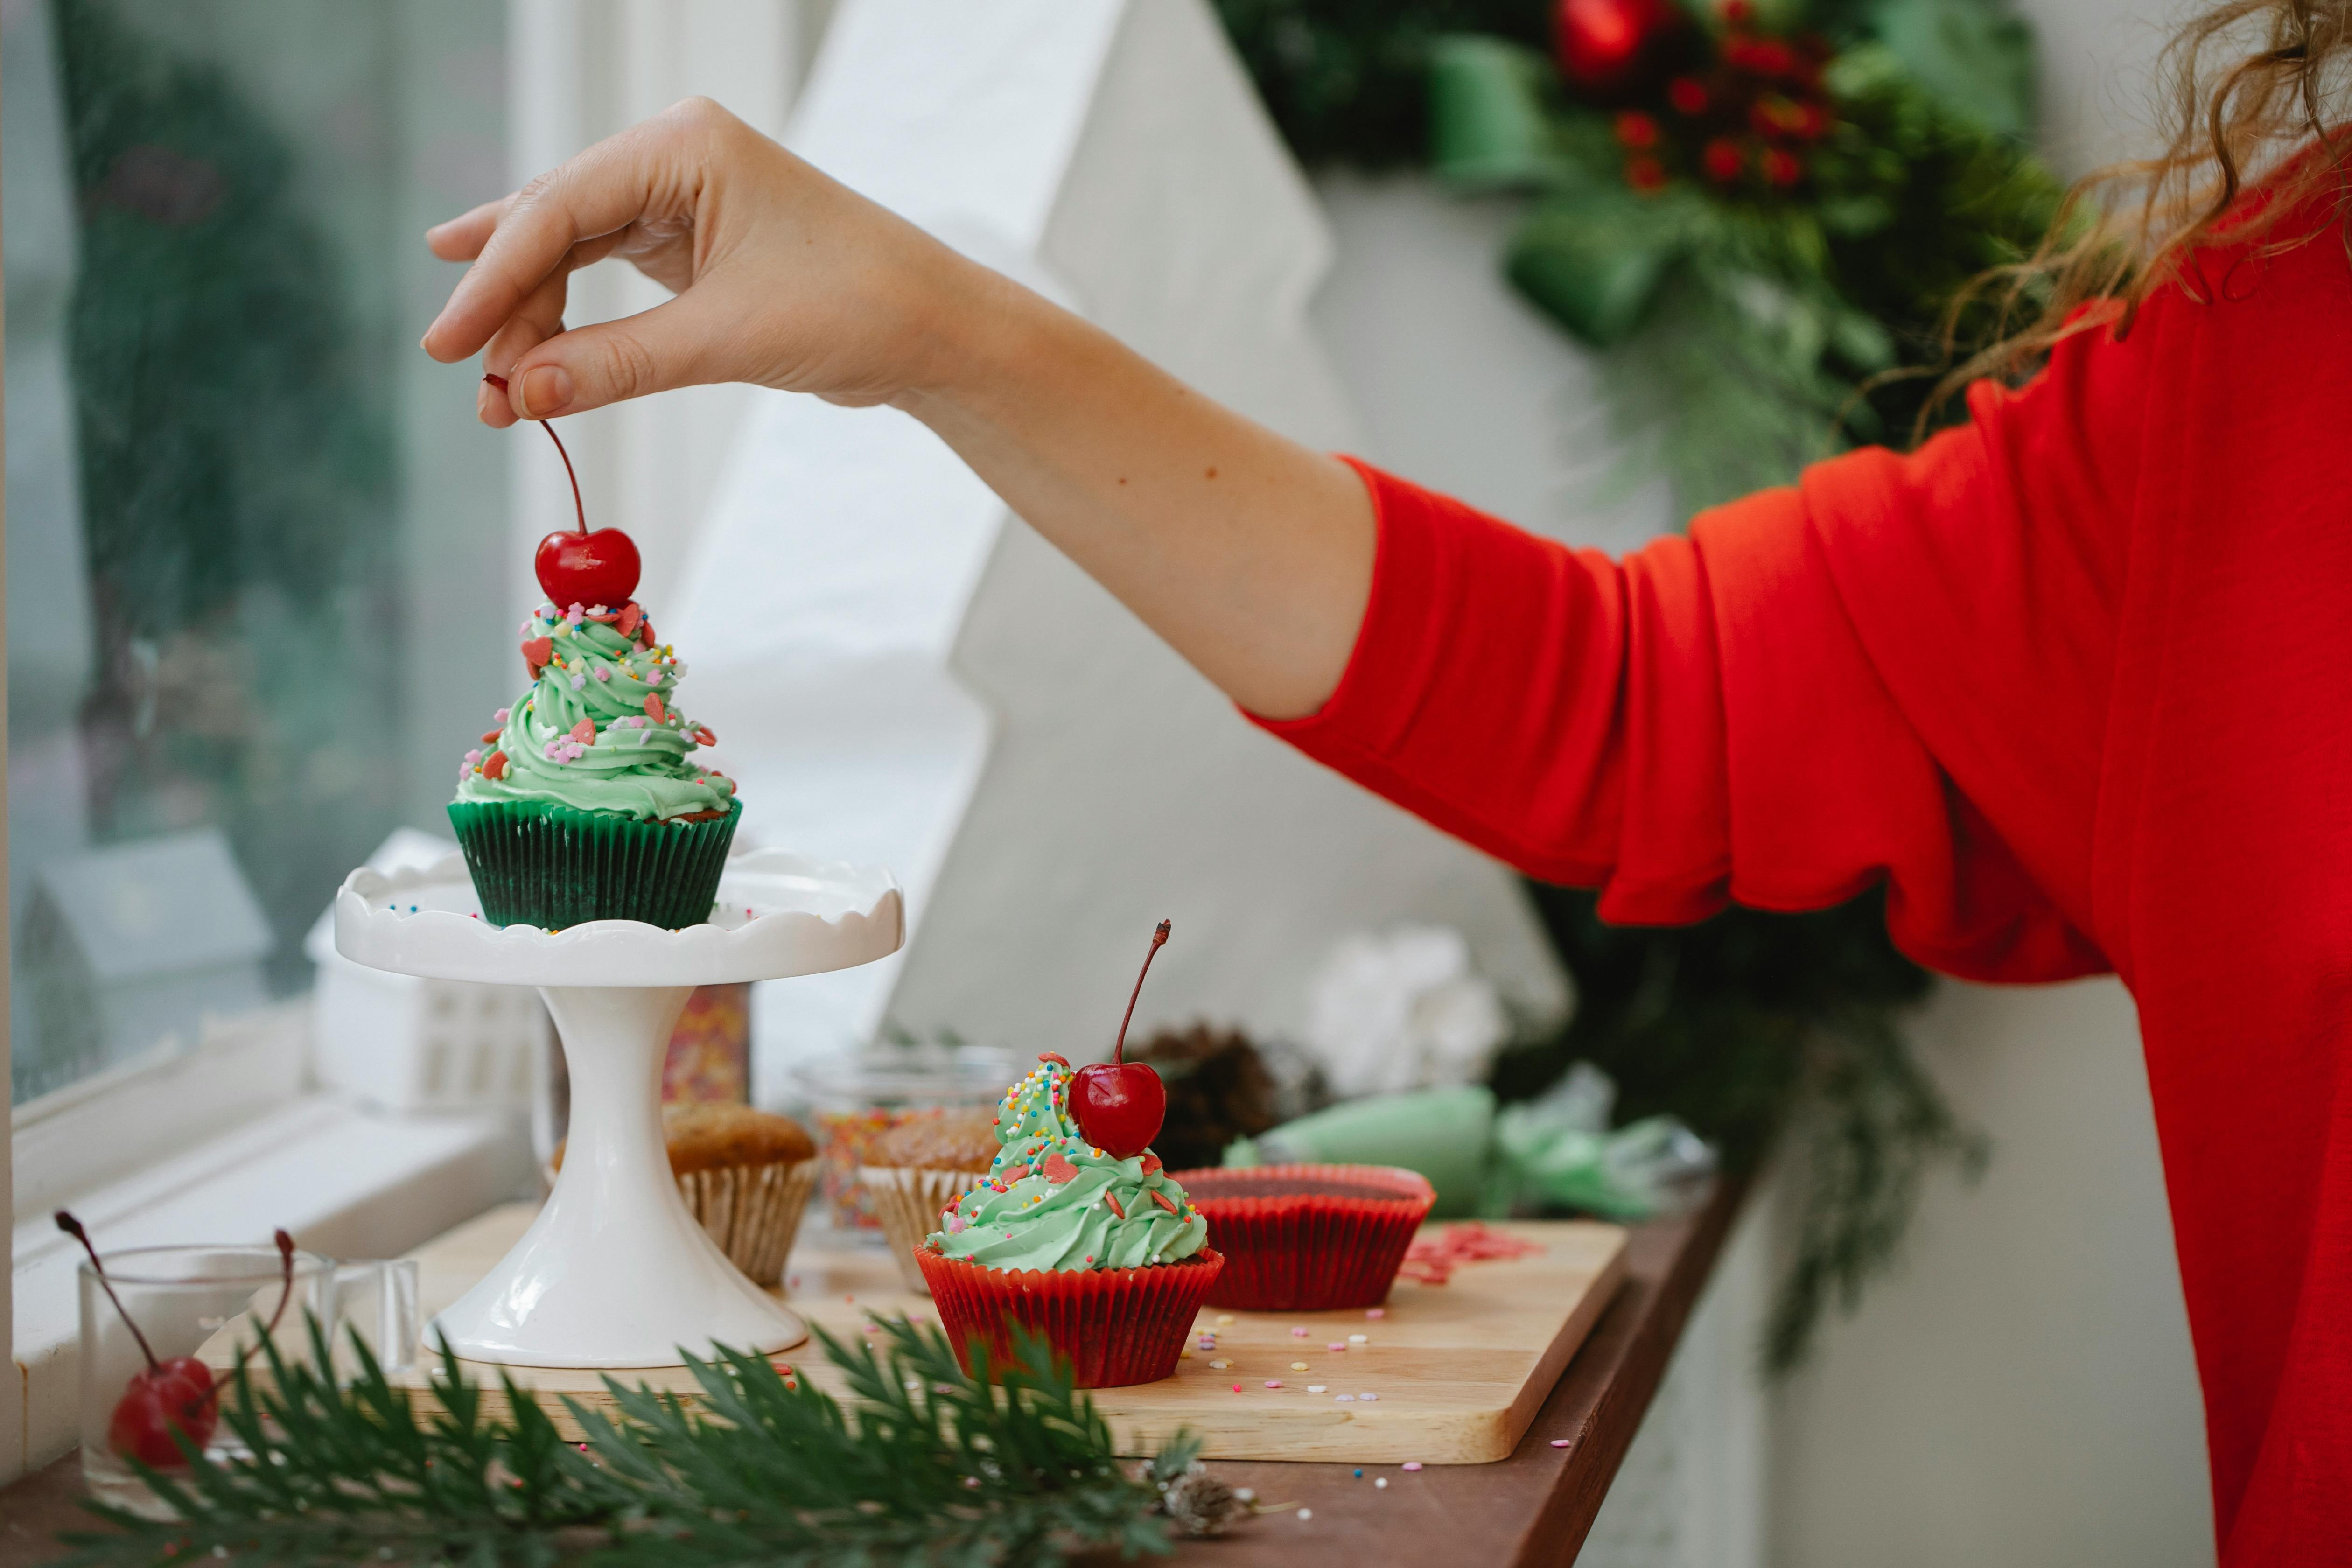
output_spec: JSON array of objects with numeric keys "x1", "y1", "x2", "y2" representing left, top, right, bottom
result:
[{"x1": 497, "y1": 291, "x2": 724, "y2": 420}]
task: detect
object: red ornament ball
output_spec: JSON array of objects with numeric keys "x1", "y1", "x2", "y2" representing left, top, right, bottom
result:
[{"x1": 1553, "y1": 0, "x2": 1674, "y2": 91}]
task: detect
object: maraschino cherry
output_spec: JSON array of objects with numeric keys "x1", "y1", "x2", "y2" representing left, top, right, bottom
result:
[
  {"x1": 58, "y1": 1211, "x2": 296, "y2": 1469},
  {"x1": 1070, "y1": 920, "x2": 1173, "y2": 1160},
  {"x1": 482, "y1": 372, "x2": 642, "y2": 607}
]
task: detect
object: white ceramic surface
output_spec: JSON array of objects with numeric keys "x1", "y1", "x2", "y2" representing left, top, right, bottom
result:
[{"x1": 332, "y1": 850, "x2": 903, "y2": 1367}]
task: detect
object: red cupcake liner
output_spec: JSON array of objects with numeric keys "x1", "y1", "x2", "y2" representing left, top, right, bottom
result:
[
  {"x1": 915, "y1": 1247, "x2": 1224, "y2": 1388},
  {"x1": 1172, "y1": 1163, "x2": 1436, "y2": 1311}
]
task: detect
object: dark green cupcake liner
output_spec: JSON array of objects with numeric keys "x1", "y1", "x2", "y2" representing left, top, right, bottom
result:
[{"x1": 447, "y1": 798, "x2": 742, "y2": 930}]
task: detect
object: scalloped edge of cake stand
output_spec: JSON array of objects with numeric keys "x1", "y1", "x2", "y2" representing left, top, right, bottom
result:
[{"x1": 332, "y1": 847, "x2": 904, "y2": 985}]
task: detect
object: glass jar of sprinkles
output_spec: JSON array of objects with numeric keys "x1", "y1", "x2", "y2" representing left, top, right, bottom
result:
[{"x1": 792, "y1": 1043, "x2": 1014, "y2": 1232}]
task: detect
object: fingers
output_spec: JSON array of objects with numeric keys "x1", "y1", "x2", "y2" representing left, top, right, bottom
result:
[
  {"x1": 422, "y1": 102, "x2": 732, "y2": 363},
  {"x1": 425, "y1": 196, "x2": 509, "y2": 262},
  {"x1": 497, "y1": 287, "x2": 735, "y2": 420},
  {"x1": 476, "y1": 268, "x2": 572, "y2": 427}
]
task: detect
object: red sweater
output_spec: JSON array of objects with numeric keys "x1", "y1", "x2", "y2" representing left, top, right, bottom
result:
[{"x1": 1256, "y1": 229, "x2": 2352, "y2": 1558}]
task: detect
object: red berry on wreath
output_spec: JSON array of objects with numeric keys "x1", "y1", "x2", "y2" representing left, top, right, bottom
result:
[
  {"x1": 1614, "y1": 110, "x2": 1661, "y2": 149},
  {"x1": 1668, "y1": 77, "x2": 1710, "y2": 115},
  {"x1": 1625, "y1": 154, "x2": 1668, "y2": 193},
  {"x1": 1553, "y1": 0, "x2": 1673, "y2": 91},
  {"x1": 1702, "y1": 137, "x2": 1745, "y2": 182},
  {"x1": 1726, "y1": 36, "x2": 1798, "y2": 78},
  {"x1": 1762, "y1": 146, "x2": 1805, "y2": 187},
  {"x1": 1720, "y1": 0, "x2": 1756, "y2": 22}
]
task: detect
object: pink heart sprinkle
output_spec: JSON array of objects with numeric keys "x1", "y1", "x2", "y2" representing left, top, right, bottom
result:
[
  {"x1": 1292, "y1": 1327, "x2": 1308, "y2": 1337},
  {"x1": 1366, "y1": 1308, "x2": 1386, "y2": 1319},
  {"x1": 644, "y1": 693, "x2": 666, "y2": 722},
  {"x1": 1550, "y1": 1438, "x2": 1570, "y2": 1448},
  {"x1": 1329, "y1": 1343, "x2": 1346, "y2": 1351},
  {"x1": 569, "y1": 718, "x2": 595, "y2": 742},
  {"x1": 1402, "y1": 1462, "x2": 1423, "y2": 1472},
  {"x1": 1264, "y1": 1380, "x2": 1282, "y2": 1388}
]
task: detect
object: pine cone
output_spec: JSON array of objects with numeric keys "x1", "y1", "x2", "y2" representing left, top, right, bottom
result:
[
  {"x1": 1160, "y1": 1463, "x2": 1245, "y2": 1538},
  {"x1": 1134, "y1": 1025, "x2": 1281, "y2": 1170}
]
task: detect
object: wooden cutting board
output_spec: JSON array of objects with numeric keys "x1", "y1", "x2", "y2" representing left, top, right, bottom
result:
[{"x1": 400, "y1": 1202, "x2": 1627, "y2": 1465}]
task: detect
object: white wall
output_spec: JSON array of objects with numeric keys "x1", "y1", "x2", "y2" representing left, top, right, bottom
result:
[{"x1": 1767, "y1": 980, "x2": 2209, "y2": 1566}]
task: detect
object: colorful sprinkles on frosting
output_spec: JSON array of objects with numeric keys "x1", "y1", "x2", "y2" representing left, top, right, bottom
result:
[
  {"x1": 457, "y1": 600, "x2": 724, "y2": 822},
  {"x1": 925, "y1": 1053, "x2": 1206, "y2": 1271}
]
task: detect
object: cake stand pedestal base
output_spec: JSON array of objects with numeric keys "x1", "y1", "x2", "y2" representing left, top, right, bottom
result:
[{"x1": 430, "y1": 985, "x2": 807, "y2": 1368}]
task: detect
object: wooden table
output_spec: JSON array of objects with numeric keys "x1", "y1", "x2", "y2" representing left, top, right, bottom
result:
[{"x1": 0, "y1": 1178, "x2": 1745, "y2": 1567}]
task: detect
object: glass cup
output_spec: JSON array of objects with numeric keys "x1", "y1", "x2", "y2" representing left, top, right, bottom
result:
[
  {"x1": 793, "y1": 1044, "x2": 1015, "y2": 1232},
  {"x1": 78, "y1": 1246, "x2": 420, "y2": 1517}
]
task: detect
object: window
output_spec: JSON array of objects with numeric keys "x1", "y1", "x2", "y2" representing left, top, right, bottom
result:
[{"x1": 6, "y1": 0, "x2": 512, "y2": 1103}]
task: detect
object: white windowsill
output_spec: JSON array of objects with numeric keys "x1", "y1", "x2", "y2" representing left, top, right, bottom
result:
[{"x1": 9, "y1": 1091, "x2": 530, "y2": 1478}]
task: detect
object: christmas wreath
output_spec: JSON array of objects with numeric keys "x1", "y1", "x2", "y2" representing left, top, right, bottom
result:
[{"x1": 1217, "y1": 0, "x2": 2061, "y2": 1365}]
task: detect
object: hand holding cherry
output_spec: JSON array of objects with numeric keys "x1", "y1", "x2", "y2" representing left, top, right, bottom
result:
[
  {"x1": 482, "y1": 373, "x2": 643, "y2": 608},
  {"x1": 1070, "y1": 920, "x2": 1173, "y2": 1160}
]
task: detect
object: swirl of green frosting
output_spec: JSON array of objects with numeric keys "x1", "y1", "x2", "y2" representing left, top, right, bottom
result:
[
  {"x1": 454, "y1": 601, "x2": 734, "y2": 822},
  {"x1": 927, "y1": 1055, "x2": 1208, "y2": 1272}
]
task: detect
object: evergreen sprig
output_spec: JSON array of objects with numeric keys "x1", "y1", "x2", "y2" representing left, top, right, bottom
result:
[{"x1": 57, "y1": 1316, "x2": 1195, "y2": 1568}]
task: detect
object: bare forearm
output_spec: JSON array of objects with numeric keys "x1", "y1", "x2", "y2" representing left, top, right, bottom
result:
[{"x1": 899, "y1": 270, "x2": 1372, "y2": 720}]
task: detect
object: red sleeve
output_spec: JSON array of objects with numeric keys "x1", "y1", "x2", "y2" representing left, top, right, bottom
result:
[{"x1": 1253, "y1": 320, "x2": 2154, "y2": 984}]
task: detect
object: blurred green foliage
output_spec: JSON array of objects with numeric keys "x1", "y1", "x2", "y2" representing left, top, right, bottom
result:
[{"x1": 54, "y1": 0, "x2": 399, "y2": 991}]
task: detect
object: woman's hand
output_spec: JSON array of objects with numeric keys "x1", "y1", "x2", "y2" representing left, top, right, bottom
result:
[
  {"x1": 421, "y1": 98, "x2": 1374, "y2": 721},
  {"x1": 422, "y1": 97, "x2": 993, "y2": 424}
]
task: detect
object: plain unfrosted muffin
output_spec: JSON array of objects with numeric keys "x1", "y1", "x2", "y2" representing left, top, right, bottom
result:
[
  {"x1": 661, "y1": 1102, "x2": 815, "y2": 1173},
  {"x1": 866, "y1": 1108, "x2": 1000, "y2": 1172},
  {"x1": 857, "y1": 1107, "x2": 1002, "y2": 1293}
]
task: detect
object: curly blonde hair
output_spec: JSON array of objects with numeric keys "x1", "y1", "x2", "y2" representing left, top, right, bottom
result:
[{"x1": 1940, "y1": 0, "x2": 2352, "y2": 405}]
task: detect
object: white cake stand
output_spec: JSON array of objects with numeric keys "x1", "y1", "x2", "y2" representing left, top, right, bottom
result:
[{"x1": 334, "y1": 849, "x2": 903, "y2": 1368}]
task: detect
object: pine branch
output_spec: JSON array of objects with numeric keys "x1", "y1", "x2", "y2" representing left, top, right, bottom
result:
[{"x1": 55, "y1": 1315, "x2": 1190, "y2": 1568}]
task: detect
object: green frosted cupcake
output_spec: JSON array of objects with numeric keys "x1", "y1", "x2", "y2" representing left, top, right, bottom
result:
[{"x1": 451, "y1": 597, "x2": 739, "y2": 930}]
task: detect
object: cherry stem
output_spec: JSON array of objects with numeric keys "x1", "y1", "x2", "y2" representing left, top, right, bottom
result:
[
  {"x1": 1112, "y1": 920, "x2": 1172, "y2": 1066},
  {"x1": 199, "y1": 1229, "x2": 297, "y2": 1410},
  {"x1": 56, "y1": 1211, "x2": 159, "y2": 1374},
  {"x1": 482, "y1": 372, "x2": 587, "y2": 535}
]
